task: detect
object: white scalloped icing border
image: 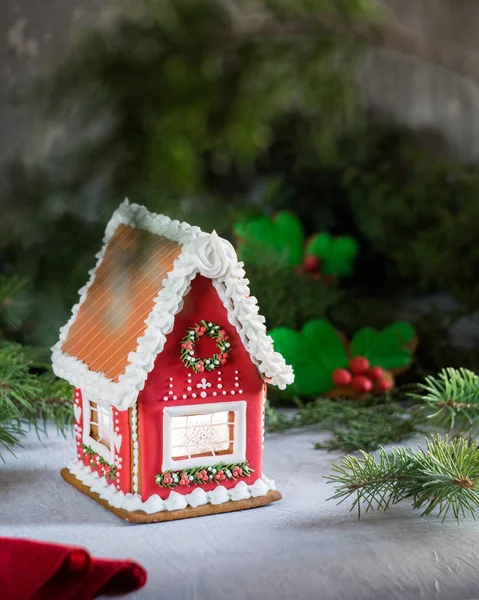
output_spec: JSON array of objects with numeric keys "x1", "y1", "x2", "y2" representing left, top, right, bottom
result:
[
  {"x1": 51, "y1": 200, "x2": 294, "y2": 411},
  {"x1": 67, "y1": 459, "x2": 276, "y2": 513}
]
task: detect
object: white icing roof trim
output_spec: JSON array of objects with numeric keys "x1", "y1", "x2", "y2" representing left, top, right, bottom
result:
[
  {"x1": 67, "y1": 460, "x2": 276, "y2": 513},
  {"x1": 51, "y1": 200, "x2": 294, "y2": 410}
]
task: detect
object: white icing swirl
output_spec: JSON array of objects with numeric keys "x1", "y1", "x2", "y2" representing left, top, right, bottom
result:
[{"x1": 188, "y1": 231, "x2": 237, "y2": 279}]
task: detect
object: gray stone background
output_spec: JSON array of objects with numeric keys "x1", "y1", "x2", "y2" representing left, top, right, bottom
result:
[{"x1": 1, "y1": 0, "x2": 479, "y2": 163}]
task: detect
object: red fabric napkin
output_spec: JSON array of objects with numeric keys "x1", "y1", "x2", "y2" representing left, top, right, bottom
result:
[{"x1": 0, "y1": 537, "x2": 147, "y2": 600}]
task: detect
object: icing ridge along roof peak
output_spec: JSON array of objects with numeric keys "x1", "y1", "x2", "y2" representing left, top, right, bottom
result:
[{"x1": 51, "y1": 200, "x2": 294, "y2": 410}]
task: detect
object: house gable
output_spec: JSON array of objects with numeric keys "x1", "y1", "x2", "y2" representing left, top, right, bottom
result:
[{"x1": 140, "y1": 274, "x2": 263, "y2": 405}]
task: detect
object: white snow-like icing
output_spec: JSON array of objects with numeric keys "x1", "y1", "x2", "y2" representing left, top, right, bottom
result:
[
  {"x1": 67, "y1": 460, "x2": 275, "y2": 513},
  {"x1": 51, "y1": 200, "x2": 294, "y2": 410}
]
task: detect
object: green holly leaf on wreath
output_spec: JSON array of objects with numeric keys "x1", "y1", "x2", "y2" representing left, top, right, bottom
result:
[
  {"x1": 306, "y1": 233, "x2": 359, "y2": 277},
  {"x1": 350, "y1": 321, "x2": 416, "y2": 372},
  {"x1": 234, "y1": 212, "x2": 304, "y2": 267},
  {"x1": 269, "y1": 319, "x2": 349, "y2": 396}
]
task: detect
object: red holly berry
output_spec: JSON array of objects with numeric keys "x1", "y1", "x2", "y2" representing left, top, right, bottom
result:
[
  {"x1": 375, "y1": 377, "x2": 394, "y2": 392},
  {"x1": 349, "y1": 356, "x2": 370, "y2": 374},
  {"x1": 351, "y1": 375, "x2": 373, "y2": 394},
  {"x1": 304, "y1": 255, "x2": 321, "y2": 275},
  {"x1": 332, "y1": 368, "x2": 352, "y2": 387},
  {"x1": 368, "y1": 366, "x2": 385, "y2": 380}
]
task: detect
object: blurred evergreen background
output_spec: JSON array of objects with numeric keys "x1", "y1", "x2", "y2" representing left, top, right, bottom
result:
[{"x1": 1, "y1": 0, "x2": 479, "y2": 383}]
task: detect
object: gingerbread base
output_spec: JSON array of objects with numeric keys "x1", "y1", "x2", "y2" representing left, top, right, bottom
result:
[{"x1": 61, "y1": 468, "x2": 282, "y2": 523}]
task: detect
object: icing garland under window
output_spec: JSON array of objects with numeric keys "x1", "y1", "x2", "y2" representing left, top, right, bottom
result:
[
  {"x1": 156, "y1": 461, "x2": 252, "y2": 489},
  {"x1": 81, "y1": 443, "x2": 117, "y2": 481},
  {"x1": 180, "y1": 320, "x2": 231, "y2": 373}
]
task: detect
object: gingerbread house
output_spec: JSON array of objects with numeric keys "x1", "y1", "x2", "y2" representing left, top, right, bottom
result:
[{"x1": 52, "y1": 200, "x2": 294, "y2": 522}]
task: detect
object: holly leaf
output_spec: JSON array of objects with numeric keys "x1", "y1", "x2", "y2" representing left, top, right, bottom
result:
[
  {"x1": 234, "y1": 212, "x2": 304, "y2": 267},
  {"x1": 307, "y1": 234, "x2": 359, "y2": 276},
  {"x1": 350, "y1": 321, "x2": 416, "y2": 371},
  {"x1": 270, "y1": 319, "x2": 349, "y2": 396}
]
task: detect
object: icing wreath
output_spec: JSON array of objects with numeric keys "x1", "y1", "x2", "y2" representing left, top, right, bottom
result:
[{"x1": 180, "y1": 320, "x2": 231, "y2": 373}]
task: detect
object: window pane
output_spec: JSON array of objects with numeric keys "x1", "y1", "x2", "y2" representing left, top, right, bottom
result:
[
  {"x1": 170, "y1": 411, "x2": 234, "y2": 460},
  {"x1": 89, "y1": 401, "x2": 111, "y2": 449}
]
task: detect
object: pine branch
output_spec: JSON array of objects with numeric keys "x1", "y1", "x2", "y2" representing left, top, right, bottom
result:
[
  {"x1": 0, "y1": 340, "x2": 73, "y2": 460},
  {"x1": 266, "y1": 387, "x2": 423, "y2": 452},
  {"x1": 326, "y1": 436, "x2": 479, "y2": 522},
  {"x1": 411, "y1": 368, "x2": 479, "y2": 439}
]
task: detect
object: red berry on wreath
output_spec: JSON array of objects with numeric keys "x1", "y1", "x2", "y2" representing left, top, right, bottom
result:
[
  {"x1": 351, "y1": 375, "x2": 373, "y2": 394},
  {"x1": 349, "y1": 356, "x2": 370, "y2": 374},
  {"x1": 304, "y1": 255, "x2": 321, "y2": 275},
  {"x1": 375, "y1": 378, "x2": 394, "y2": 392},
  {"x1": 332, "y1": 368, "x2": 352, "y2": 386},
  {"x1": 367, "y1": 366, "x2": 385, "y2": 380}
]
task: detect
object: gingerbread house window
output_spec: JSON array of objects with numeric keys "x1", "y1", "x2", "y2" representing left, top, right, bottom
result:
[
  {"x1": 89, "y1": 402, "x2": 112, "y2": 449},
  {"x1": 162, "y1": 401, "x2": 246, "y2": 470},
  {"x1": 170, "y1": 411, "x2": 235, "y2": 461},
  {"x1": 81, "y1": 394, "x2": 113, "y2": 461}
]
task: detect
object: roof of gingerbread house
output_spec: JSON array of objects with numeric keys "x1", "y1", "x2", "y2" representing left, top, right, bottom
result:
[{"x1": 51, "y1": 200, "x2": 294, "y2": 410}]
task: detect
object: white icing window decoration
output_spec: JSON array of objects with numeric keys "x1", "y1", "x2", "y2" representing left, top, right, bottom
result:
[{"x1": 162, "y1": 402, "x2": 246, "y2": 470}]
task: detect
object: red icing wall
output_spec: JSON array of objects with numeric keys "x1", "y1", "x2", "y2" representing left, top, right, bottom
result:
[
  {"x1": 73, "y1": 388, "x2": 131, "y2": 494},
  {"x1": 138, "y1": 275, "x2": 265, "y2": 500}
]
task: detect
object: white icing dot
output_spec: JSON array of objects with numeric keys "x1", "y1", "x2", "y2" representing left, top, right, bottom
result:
[
  {"x1": 231, "y1": 391, "x2": 235, "y2": 395},
  {"x1": 218, "y1": 377, "x2": 222, "y2": 382},
  {"x1": 213, "y1": 392, "x2": 217, "y2": 396},
  {"x1": 183, "y1": 394, "x2": 187, "y2": 399},
  {"x1": 235, "y1": 383, "x2": 239, "y2": 387},
  {"x1": 218, "y1": 371, "x2": 222, "y2": 375},
  {"x1": 169, "y1": 390, "x2": 174, "y2": 395},
  {"x1": 222, "y1": 391, "x2": 227, "y2": 395},
  {"x1": 217, "y1": 384, "x2": 223, "y2": 389},
  {"x1": 173, "y1": 395, "x2": 177, "y2": 400},
  {"x1": 200, "y1": 391, "x2": 207, "y2": 398},
  {"x1": 187, "y1": 386, "x2": 192, "y2": 391},
  {"x1": 169, "y1": 377, "x2": 173, "y2": 381},
  {"x1": 192, "y1": 393, "x2": 197, "y2": 398},
  {"x1": 239, "y1": 390, "x2": 243, "y2": 394},
  {"x1": 169, "y1": 383, "x2": 173, "y2": 388},
  {"x1": 163, "y1": 396, "x2": 168, "y2": 401},
  {"x1": 235, "y1": 370, "x2": 239, "y2": 374}
]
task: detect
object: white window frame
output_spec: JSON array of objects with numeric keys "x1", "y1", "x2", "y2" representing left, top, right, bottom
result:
[
  {"x1": 82, "y1": 393, "x2": 114, "y2": 463},
  {"x1": 162, "y1": 401, "x2": 246, "y2": 471}
]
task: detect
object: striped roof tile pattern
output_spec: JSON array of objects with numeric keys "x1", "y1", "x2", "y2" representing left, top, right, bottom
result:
[{"x1": 62, "y1": 223, "x2": 182, "y2": 381}]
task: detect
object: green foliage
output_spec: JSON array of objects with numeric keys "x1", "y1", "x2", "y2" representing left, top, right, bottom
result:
[
  {"x1": 412, "y1": 368, "x2": 479, "y2": 438},
  {"x1": 235, "y1": 212, "x2": 304, "y2": 267},
  {"x1": 0, "y1": 276, "x2": 29, "y2": 335},
  {"x1": 306, "y1": 233, "x2": 359, "y2": 276},
  {"x1": 350, "y1": 321, "x2": 416, "y2": 371},
  {"x1": 269, "y1": 319, "x2": 416, "y2": 396},
  {"x1": 244, "y1": 255, "x2": 341, "y2": 330},
  {"x1": 266, "y1": 388, "x2": 423, "y2": 452},
  {"x1": 339, "y1": 126, "x2": 479, "y2": 309},
  {"x1": 0, "y1": 276, "x2": 74, "y2": 459},
  {"x1": 270, "y1": 319, "x2": 348, "y2": 396},
  {"x1": 326, "y1": 436, "x2": 479, "y2": 522}
]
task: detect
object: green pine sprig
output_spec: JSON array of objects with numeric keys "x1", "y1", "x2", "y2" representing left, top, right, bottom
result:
[
  {"x1": 326, "y1": 435, "x2": 479, "y2": 522},
  {"x1": 411, "y1": 368, "x2": 479, "y2": 438},
  {"x1": 0, "y1": 340, "x2": 73, "y2": 460},
  {"x1": 266, "y1": 387, "x2": 423, "y2": 452}
]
